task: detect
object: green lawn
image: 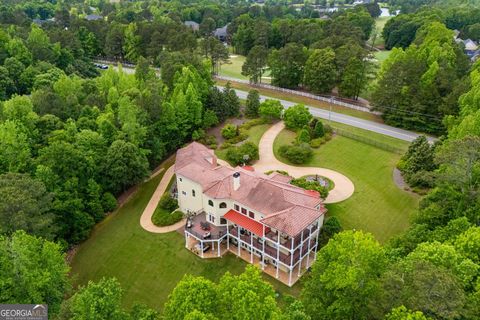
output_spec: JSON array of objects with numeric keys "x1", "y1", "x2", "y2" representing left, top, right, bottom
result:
[
  {"x1": 219, "y1": 54, "x2": 248, "y2": 80},
  {"x1": 371, "y1": 16, "x2": 392, "y2": 48},
  {"x1": 273, "y1": 128, "x2": 418, "y2": 243},
  {"x1": 70, "y1": 154, "x2": 297, "y2": 314},
  {"x1": 374, "y1": 50, "x2": 392, "y2": 65}
]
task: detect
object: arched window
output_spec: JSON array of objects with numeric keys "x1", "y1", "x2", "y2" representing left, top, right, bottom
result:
[
  {"x1": 220, "y1": 218, "x2": 227, "y2": 225},
  {"x1": 219, "y1": 202, "x2": 227, "y2": 208},
  {"x1": 208, "y1": 200, "x2": 214, "y2": 207}
]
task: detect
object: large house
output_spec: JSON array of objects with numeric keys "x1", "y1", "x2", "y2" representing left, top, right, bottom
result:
[{"x1": 175, "y1": 142, "x2": 326, "y2": 286}]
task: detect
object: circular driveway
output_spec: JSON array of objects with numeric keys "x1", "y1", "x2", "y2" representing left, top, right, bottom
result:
[{"x1": 253, "y1": 122, "x2": 354, "y2": 204}]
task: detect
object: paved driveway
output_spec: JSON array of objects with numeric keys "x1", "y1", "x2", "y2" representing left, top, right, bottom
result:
[{"x1": 253, "y1": 122, "x2": 355, "y2": 204}]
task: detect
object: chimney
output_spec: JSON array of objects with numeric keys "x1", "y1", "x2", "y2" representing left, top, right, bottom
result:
[{"x1": 233, "y1": 172, "x2": 240, "y2": 191}]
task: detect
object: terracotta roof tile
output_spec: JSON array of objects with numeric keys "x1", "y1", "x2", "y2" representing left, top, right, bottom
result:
[{"x1": 175, "y1": 143, "x2": 326, "y2": 236}]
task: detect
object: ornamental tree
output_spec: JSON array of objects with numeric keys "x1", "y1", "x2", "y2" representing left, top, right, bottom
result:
[{"x1": 284, "y1": 104, "x2": 312, "y2": 130}]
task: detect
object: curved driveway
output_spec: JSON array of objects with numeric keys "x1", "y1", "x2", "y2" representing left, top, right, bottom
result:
[
  {"x1": 253, "y1": 122, "x2": 354, "y2": 204},
  {"x1": 140, "y1": 166, "x2": 187, "y2": 233}
]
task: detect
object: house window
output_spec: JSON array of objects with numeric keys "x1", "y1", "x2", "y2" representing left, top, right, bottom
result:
[
  {"x1": 241, "y1": 208, "x2": 247, "y2": 215},
  {"x1": 208, "y1": 200, "x2": 214, "y2": 207},
  {"x1": 182, "y1": 191, "x2": 186, "y2": 196},
  {"x1": 220, "y1": 218, "x2": 227, "y2": 224},
  {"x1": 211, "y1": 216, "x2": 215, "y2": 223},
  {"x1": 234, "y1": 204, "x2": 239, "y2": 211},
  {"x1": 192, "y1": 190, "x2": 195, "y2": 197},
  {"x1": 219, "y1": 202, "x2": 227, "y2": 208},
  {"x1": 249, "y1": 211, "x2": 255, "y2": 219},
  {"x1": 179, "y1": 178, "x2": 182, "y2": 182}
]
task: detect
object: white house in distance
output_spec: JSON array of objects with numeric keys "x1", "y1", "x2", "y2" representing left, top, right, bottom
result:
[{"x1": 174, "y1": 142, "x2": 326, "y2": 286}]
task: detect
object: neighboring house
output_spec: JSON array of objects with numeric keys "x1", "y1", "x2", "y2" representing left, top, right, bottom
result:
[
  {"x1": 214, "y1": 24, "x2": 228, "y2": 42},
  {"x1": 85, "y1": 14, "x2": 103, "y2": 21},
  {"x1": 175, "y1": 142, "x2": 326, "y2": 286},
  {"x1": 184, "y1": 20, "x2": 200, "y2": 31}
]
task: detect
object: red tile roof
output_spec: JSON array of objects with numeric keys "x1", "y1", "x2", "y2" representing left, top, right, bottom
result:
[{"x1": 224, "y1": 209, "x2": 264, "y2": 237}]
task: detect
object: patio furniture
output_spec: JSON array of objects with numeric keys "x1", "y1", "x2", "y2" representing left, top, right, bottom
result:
[
  {"x1": 203, "y1": 231, "x2": 211, "y2": 239},
  {"x1": 200, "y1": 222, "x2": 210, "y2": 230},
  {"x1": 186, "y1": 219, "x2": 192, "y2": 228}
]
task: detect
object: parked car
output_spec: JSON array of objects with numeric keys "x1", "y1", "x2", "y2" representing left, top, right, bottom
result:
[{"x1": 94, "y1": 63, "x2": 108, "y2": 70}]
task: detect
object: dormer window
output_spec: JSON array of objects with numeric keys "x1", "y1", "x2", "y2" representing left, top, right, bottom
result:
[
  {"x1": 192, "y1": 190, "x2": 195, "y2": 197},
  {"x1": 208, "y1": 200, "x2": 213, "y2": 207}
]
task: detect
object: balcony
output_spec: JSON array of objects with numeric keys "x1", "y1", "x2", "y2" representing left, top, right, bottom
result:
[
  {"x1": 265, "y1": 223, "x2": 318, "y2": 250},
  {"x1": 228, "y1": 227, "x2": 315, "y2": 265},
  {"x1": 185, "y1": 212, "x2": 227, "y2": 240}
]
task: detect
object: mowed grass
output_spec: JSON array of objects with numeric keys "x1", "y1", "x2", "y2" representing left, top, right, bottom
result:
[
  {"x1": 374, "y1": 50, "x2": 392, "y2": 65},
  {"x1": 273, "y1": 128, "x2": 418, "y2": 243},
  {"x1": 219, "y1": 54, "x2": 248, "y2": 80},
  {"x1": 70, "y1": 154, "x2": 298, "y2": 313}
]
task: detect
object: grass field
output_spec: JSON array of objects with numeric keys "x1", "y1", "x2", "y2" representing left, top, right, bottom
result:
[
  {"x1": 371, "y1": 16, "x2": 392, "y2": 48},
  {"x1": 273, "y1": 127, "x2": 418, "y2": 243},
  {"x1": 70, "y1": 148, "x2": 298, "y2": 314},
  {"x1": 374, "y1": 50, "x2": 392, "y2": 65},
  {"x1": 219, "y1": 55, "x2": 248, "y2": 80}
]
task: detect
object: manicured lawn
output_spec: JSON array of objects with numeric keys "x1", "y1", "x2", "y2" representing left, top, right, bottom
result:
[
  {"x1": 70, "y1": 155, "x2": 297, "y2": 313},
  {"x1": 273, "y1": 128, "x2": 418, "y2": 243},
  {"x1": 374, "y1": 50, "x2": 392, "y2": 65},
  {"x1": 219, "y1": 54, "x2": 248, "y2": 80}
]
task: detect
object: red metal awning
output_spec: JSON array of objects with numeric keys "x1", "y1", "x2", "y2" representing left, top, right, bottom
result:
[{"x1": 224, "y1": 209, "x2": 264, "y2": 237}]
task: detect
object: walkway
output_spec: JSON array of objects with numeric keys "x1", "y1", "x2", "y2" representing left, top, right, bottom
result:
[
  {"x1": 253, "y1": 122, "x2": 354, "y2": 204},
  {"x1": 139, "y1": 166, "x2": 187, "y2": 233}
]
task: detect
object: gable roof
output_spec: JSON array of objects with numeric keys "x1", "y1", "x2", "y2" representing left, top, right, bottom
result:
[{"x1": 175, "y1": 142, "x2": 326, "y2": 237}]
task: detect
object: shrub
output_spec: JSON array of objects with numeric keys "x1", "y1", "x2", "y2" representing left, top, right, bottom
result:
[
  {"x1": 192, "y1": 129, "x2": 206, "y2": 141},
  {"x1": 314, "y1": 121, "x2": 325, "y2": 138},
  {"x1": 220, "y1": 142, "x2": 233, "y2": 150},
  {"x1": 284, "y1": 104, "x2": 313, "y2": 129},
  {"x1": 159, "y1": 194, "x2": 178, "y2": 212},
  {"x1": 296, "y1": 128, "x2": 311, "y2": 144},
  {"x1": 226, "y1": 129, "x2": 248, "y2": 144},
  {"x1": 290, "y1": 177, "x2": 329, "y2": 198},
  {"x1": 278, "y1": 143, "x2": 313, "y2": 164},
  {"x1": 221, "y1": 123, "x2": 238, "y2": 139},
  {"x1": 240, "y1": 118, "x2": 268, "y2": 130},
  {"x1": 317, "y1": 216, "x2": 342, "y2": 247},
  {"x1": 310, "y1": 137, "x2": 325, "y2": 148},
  {"x1": 265, "y1": 170, "x2": 289, "y2": 176},
  {"x1": 259, "y1": 99, "x2": 283, "y2": 122},
  {"x1": 324, "y1": 124, "x2": 333, "y2": 134},
  {"x1": 152, "y1": 210, "x2": 184, "y2": 226},
  {"x1": 226, "y1": 142, "x2": 259, "y2": 165},
  {"x1": 102, "y1": 192, "x2": 117, "y2": 212}
]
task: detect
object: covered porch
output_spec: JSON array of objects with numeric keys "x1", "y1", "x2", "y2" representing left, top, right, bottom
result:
[
  {"x1": 184, "y1": 212, "x2": 228, "y2": 258},
  {"x1": 227, "y1": 240, "x2": 316, "y2": 287}
]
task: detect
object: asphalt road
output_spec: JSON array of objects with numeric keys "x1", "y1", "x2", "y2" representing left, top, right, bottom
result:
[
  {"x1": 228, "y1": 87, "x2": 435, "y2": 143},
  {"x1": 110, "y1": 65, "x2": 433, "y2": 143}
]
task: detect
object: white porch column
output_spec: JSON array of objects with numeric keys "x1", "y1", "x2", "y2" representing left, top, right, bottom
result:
[
  {"x1": 298, "y1": 231, "x2": 304, "y2": 277},
  {"x1": 217, "y1": 239, "x2": 220, "y2": 257},
  {"x1": 275, "y1": 232, "x2": 280, "y2": 279},
  {"x1": 261, "y1": 224, "x2": 265, "y2": 270},
  {"x1": 226, "y1": 222, "x2": 230, "y2": 250},
  {"x1": 237, "y1": 225, "x2": 241, "y2": 257},
  {"x1": 290, "y1": 237, "x2": 294, "y2": 267},
  {"x1": 306, "y1": 227, "x2": 312, "y2": 268},
  {"x1": 250, "y1": 233, "x2": 253, "y2": 263},
  {"x1": 314, "y1": 224, "x2": 320, "y2": 261},
  {"x1": 201, "y1": 241, "x2": 204, "y2": 258},
  {"x1": 185, "y1": 231, "x2": 189, "y2": 249},
  {"x1": 288, "y1": 267, "x2": 293, "y2": 286}
]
